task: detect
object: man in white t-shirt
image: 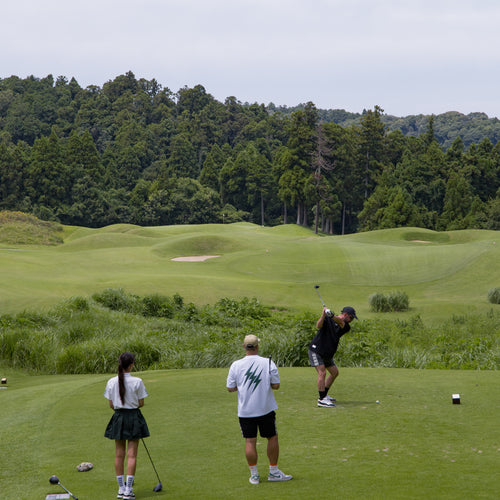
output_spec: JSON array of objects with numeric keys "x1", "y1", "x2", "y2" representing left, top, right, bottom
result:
[{"x1": 227, "y1": 334, "x2": 292, "y2": 485}]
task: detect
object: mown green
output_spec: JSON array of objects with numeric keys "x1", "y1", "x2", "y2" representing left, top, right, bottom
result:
[
  {"x1": 0, "y1": 367, "x2": 498, "y2": 499},
  {"x1": 0, "y1": 223, "x2": 498, "y2": 324}
]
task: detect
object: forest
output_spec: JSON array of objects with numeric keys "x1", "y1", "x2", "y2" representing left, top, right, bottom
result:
[{"x1": 0, "y1": 71, "x2": 499, "y2": 233}]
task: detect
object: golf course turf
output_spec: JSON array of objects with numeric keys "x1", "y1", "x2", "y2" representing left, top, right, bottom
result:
[
  {"x1": 0, "y1": 220, "x2": 499, "y2": 498},
  {"x1": 0, "y1": 367, "x2": 499, "y2": 499},
  {"x1": 0, "y1": 223, "x2": 498, "y2": 321}
]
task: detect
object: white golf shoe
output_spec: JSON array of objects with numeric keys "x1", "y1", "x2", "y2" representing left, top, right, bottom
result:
[
  {"x1": 249, "y1": 474, "x2": 260, "y2": 484},
  {"x1": 317, "y1": 397, "x2": 335, "y2": 407},
  {"x1": 268, "y1": 469, "x2": 293, "y2": 481}
]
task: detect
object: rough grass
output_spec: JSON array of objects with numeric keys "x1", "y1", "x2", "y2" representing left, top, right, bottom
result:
[
  {"x1": 1, "y1": 292, "x2": 498, "y2": 373},
  {"x1": 0, "y1": 210, "x2": 63, "y2": 245}
]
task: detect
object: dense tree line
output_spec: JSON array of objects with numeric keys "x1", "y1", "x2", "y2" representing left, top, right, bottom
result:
[
  {"x1": 275, "y1": 105, "x2": 500, "y2": 151},
  {"x1": 0, "y1": 72, "x2": 499, "y2": 232}
]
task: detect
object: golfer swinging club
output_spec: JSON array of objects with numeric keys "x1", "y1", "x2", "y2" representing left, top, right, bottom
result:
[
  {"x1": 309, "y1": 306, "x2": 357, "y2": 407},
  {"x1": 227, "y1": 334, "x2": 292, "y2": 484},
  {"x1": 104, "y1": 352, "x2": 150, "y2": 500}
]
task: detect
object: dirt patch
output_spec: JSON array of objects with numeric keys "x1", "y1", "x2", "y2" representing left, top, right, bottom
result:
[
  {"x1": 411, "y1": 240, "x2": 431, "y2": 243},
  {"x1": 171, "y1": 255, "x2": 220, "y2": 262}
]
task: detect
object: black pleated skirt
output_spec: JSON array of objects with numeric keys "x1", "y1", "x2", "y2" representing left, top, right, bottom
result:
[{"x1": 104, "y1": 409, "x2": 150, "y2": 440}]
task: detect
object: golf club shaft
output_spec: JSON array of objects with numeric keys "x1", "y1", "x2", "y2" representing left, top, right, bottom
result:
[
  {"x1": 315, "y1": 287, "x2": 326, "y2": 307},
  {"x1": 59, "y1": 482, "x2": 78, "y2": 500},
  {"x1": 142, "y1": 438, "x2": 162, "y2": 484}
]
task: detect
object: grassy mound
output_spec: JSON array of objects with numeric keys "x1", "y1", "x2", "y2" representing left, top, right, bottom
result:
[
  {"x1": 153, "y1": 234, "x2": 243, "y2": 258},
  {"x1": 0, "y1": 211, "x2": 63, "y2": 246},
  {"x1": 0, "y1": 222, "x2": 498, "y2": 320}
]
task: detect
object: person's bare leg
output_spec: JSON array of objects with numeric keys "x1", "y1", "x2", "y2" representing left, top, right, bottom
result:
[
  {"x1": 325, "y1": 364, "x2": 339, "y2": 391},
  {"x1": 115, "y1": 440, "x2": 126, "y2": 476},
  {"x1": 315, "y1": 365, "x2": 327, "y2": 391},
  {"x1": 126, "y1": 440, "x2": 139, "y2": 476},
  {"x1": 245, "y1": 437, "x2": 258, "y2": 465},
  {"x1": 267, "y1": 435, "x2": 279, "y2": 465}
]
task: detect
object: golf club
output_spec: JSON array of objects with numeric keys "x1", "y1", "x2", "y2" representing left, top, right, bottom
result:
[
  {"x1": 141, "y1": 438, "x2": 163, "y2": 492},
  {"x1": 314, "y1": 285, "x2": 333, "y2": 316},
  {"x1": 49, "y1": 475, "x2": 78, "y2": 500}
]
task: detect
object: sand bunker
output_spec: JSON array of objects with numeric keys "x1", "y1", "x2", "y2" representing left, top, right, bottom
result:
[
  {"x1": 171, "y1": 255, "x2": 220, "y2": 262},
  {"x1": 411, "y1": 240, "x2": 431, "y2": 243}
]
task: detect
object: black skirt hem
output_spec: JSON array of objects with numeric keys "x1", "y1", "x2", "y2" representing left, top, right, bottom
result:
[{"x1": 104, "y1": 408, "x2": 150, "y2": 440}]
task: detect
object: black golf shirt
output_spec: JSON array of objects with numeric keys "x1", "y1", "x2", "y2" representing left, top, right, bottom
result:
[{"x1": 309, "y1": 315, "x2": 350, "y2": 359}]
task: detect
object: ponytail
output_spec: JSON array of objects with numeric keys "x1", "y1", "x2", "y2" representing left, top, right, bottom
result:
[{"x1": 118, "y1": 352, "x2": 135, "y2": 404}]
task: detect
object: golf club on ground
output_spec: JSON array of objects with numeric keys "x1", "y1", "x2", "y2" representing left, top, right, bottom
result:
[
  {"x1": 314, "y1": 285, "x2": 333, "y2": 316},
  {"x1": 142, "y1": 438, "x2": 163, "y2": 492},
  {"x1": 49, "y1": 475, "x2": 78, "y2": 500}
]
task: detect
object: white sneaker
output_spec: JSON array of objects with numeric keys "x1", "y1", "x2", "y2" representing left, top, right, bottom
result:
[
  {"x1": 326, "y1": 394, "x2": 336, "y2": 403},
  {"x1": 268, "y1": 469, "x2": 293, "y2": 481},
  {"x1": 117, "y1": 490, "x2": 125, "y2": 499},
  {"x1": 123, "y1": 489, "x2": 135, "y2": 500},
  {"x1": 249, "y1": 474, "x2": 260, "y2": 484},
  {"x1": 318, "y1": 397, "x2": 335, "y2": 407}
]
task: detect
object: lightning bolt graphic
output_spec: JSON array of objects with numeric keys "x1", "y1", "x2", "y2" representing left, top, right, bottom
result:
[{"x1": 244, "y1": 363, "x2": 263, "y2": 393}]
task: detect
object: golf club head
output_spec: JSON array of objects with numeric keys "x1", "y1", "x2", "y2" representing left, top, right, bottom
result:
[
  {"x1": 153, "y1": 482, "x2": 163, "y2": 492},
  {"x1": 49, "y1": 475, "x2": 59, "y2": 485},
  {"x1": 314, "y1": 285, "x2": 326, "y2": 307}
]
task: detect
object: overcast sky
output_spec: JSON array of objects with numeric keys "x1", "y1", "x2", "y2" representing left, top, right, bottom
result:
[{"x1": 2, "y1": 0, "x2": 500, "y2": 118}]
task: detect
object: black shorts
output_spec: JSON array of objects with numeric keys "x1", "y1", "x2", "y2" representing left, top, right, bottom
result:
[
  {"x1": 308, "y1": 349, "x2": 335, "y2": 368},
  {"x1": 239, "y1": 411, "x2": 277, "y2": 439},
  {"x1": 104, "y1": 409, "x2": 150, "y2": 441}
]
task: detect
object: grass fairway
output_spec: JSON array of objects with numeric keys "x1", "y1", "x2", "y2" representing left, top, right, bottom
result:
[
  {"x1": 0, "y1": 223, "x2": 498, "y2": 322},
  {"x1": 1, "y1": 367, "x2": 499, "y2": 499}
]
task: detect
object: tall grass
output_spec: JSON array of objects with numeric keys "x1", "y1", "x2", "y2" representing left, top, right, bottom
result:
[
  {"x1": 0, "y1": 289, "x2": 499, "y2": 373},
  {"x1": 369, "y1": 291, "x2": 410, "y2": 312},
  {"x1": 0, "y1": 210, "x2": 63, "y2": 245},
  {"x1": 488, "y1": 287, "x2": 500, "y2": 304}
]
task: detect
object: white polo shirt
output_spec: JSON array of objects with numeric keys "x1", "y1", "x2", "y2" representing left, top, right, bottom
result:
[
  {"x1": 227, "y1": 354, "x2": 279, "y2": 418},
  {"x1": 104, "y1": 373, "x2": 148, "y2": 409}
]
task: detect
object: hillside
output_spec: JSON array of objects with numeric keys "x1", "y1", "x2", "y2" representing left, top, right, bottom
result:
[
  {"x1": 0, "y1": 220, "x2": 498, "y2": 321},
  {"x1": 273, "y1": 105, "x2": 500, "y2": 149},
  {"x1": 0, "y1": 211, "x2": 63, "y2": 246},
  {"x1": 1, "y1": 75, "x2": 499, "y2": 234}
]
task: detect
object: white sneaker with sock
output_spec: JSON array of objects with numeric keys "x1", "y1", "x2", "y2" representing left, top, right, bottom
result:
[
  {"x1": 268, "y1": 469, "x2": 293, "y2": 481},
  {"x1": 318, "y1": 397, "x2": 335, "y2": 407}
]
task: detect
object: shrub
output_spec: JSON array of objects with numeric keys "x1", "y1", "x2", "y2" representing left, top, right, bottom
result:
[
  {"x1": 141, "y1": 293, "x2": 175, "y2": 318},
  {"x1": 215, "y1": 296, "x2": 270, "y2": 319},
  {"x1": 1, "y1": 291, "x2": 498, "y2": 373},
  {"x1": 369, "y1": 293, "x2": 390, "y2": 312},
  {"x1": 369, "y1": 291, "x2": 409, "y2": 312},
  {"x1": 173, "y1": 293, "x2": 184, "y2": 309},
  {"x1": 179, "y1": 302, "x2": 199, "y2": 322},
  {"x1": 487, "y1": 287, "x2": 500, "y2": 304},
  {"x1": 92, "y1": 288, "x2": 141, "y2": 313},
  {"x1": 387, "y1": 291, "x2": 410, "y2": 311},
  {"x1": 55, "y1": 296, "x2": 90, "y2": 313}
]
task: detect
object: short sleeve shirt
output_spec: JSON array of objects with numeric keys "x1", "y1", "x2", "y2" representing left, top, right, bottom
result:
[
  {"x1": 226, "y1": 354, "x2": 279, "y2": 418},
  {"x1": 104, "y1": 373, "x2": 148, "y2": 409},
  {"x1": 309, "y1": 315, "x2": 350, "y2": 359}
]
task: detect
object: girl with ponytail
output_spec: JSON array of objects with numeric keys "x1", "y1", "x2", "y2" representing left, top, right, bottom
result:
[{"x1": 104, "y1": 352, "x2": 150, "y2": 500}]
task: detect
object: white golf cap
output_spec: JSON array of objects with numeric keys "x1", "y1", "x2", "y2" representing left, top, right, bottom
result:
[{"x1": 243, "y1": 334, "x2": 260, "y2": 348}]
